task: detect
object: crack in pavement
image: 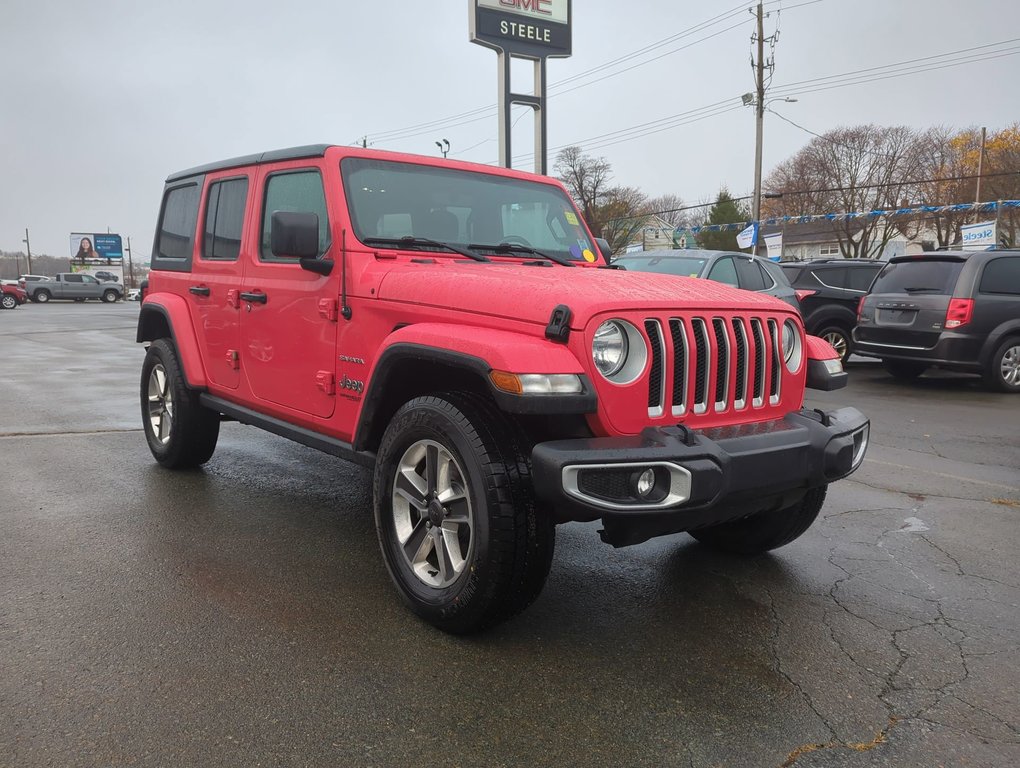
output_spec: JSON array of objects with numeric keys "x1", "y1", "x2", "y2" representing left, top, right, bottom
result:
[{"x1": 779, "y1": 716, "x2": 897, "y2": 767}]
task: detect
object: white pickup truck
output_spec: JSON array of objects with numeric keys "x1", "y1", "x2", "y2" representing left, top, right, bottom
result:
[{"x1": 26, "y1": 273, "x2": 123, "y2": 303}]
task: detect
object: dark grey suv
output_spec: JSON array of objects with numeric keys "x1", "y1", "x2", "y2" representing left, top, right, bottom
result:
[{"x1": 853, "y1": 250, "x2": 1020, "y2": 392}]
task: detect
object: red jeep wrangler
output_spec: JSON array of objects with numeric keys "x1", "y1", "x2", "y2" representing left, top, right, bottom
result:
[{"x1": 138, "y1": 145, "x2": 868, "y2": 633}]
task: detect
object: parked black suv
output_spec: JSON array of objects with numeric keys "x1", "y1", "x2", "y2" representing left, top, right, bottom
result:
[
  {"x1": 781, "y1": 259, "x2": 883, "y2": 363},
  {"x1": 853, "y1": 251, "x2": 1020, "y2": 392}
]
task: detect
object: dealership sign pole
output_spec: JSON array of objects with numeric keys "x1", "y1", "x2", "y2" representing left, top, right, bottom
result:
[{"x1": 469, "y1": 0, "x2": 572, "y2": 175}]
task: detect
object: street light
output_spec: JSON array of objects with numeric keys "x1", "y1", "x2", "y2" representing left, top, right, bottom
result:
[
  {"x1": 22, "y1": 228, "x2": 32, "y2": 274},
  {"x1": 435, "y1": 138, "x2": 450, "y2": 158}
]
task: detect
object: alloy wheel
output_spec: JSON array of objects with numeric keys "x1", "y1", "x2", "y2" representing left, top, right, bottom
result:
[
  {"x1": 822, "y1": 330, "x2": 848, "y2": 360},
  {"x1": 147, "y1": 364, "x2": 174, "y2": 444},
  {"x1": 391, "y1": 439, "x2": 473, "y2": 589},
  {"x1": 1001, "y1": 344, "x2": 1020, "y2": 387}
]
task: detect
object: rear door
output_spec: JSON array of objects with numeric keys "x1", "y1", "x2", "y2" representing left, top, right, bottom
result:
[
  {"x1": 187, "y1": 173, "x2": 250, "y2": 390},
  {"x1": 858, "y1": 257, "x2": 967, "y2": 348}
]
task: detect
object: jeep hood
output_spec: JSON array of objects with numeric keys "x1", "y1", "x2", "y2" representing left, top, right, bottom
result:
[{"x1": 376, "y1": 262, "x2": 787, "y2": 327}]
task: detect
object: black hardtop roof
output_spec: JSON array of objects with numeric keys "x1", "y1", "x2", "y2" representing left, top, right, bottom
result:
[{"x1": 166, "y1": 144, "x2": 334, "y2": 183}]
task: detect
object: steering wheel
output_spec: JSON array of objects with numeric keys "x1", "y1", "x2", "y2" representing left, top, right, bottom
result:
[{"x1": 501, "y1": 235, "x2": 533, "y2": 247}]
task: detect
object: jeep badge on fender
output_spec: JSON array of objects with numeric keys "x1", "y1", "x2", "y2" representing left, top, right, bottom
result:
[{"x1": 137, "y1": 144, "x2": 869, "y2": 634}]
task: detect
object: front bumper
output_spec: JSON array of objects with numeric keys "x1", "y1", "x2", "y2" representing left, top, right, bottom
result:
[{"x1": 531, "y1": 407, "x2": 869, "y2": 547}]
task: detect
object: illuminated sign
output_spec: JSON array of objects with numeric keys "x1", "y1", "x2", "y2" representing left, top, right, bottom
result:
[{"x1": 470, "y1": 0, "x2": 571, "y2": 57}]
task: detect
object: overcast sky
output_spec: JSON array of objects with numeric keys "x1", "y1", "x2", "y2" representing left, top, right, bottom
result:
[{"x1": 2, "y1": 0, "x2": 1018, "y2": 258}]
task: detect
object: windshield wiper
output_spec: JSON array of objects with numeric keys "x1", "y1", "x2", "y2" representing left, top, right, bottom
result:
[
  {"x1": 470, "y1": 242, "x2": 576, "y2": 267},
  {"x1": 361, "y1": 236, "x2": 490, "y2": 262},
  {"x1": 902, "y1": 286, "x2": 943, "y2": 293}
]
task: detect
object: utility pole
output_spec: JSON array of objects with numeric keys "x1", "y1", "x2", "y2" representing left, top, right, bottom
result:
[
  {"x1": 23, "y1": 228, "x2": 32, "y2": 274},
  {"x1": 974, "y1": 126, "x2": 987, "y2": 209},
  {"x1": 751, "y1": 2, "x2": 766, "y2": 231}
]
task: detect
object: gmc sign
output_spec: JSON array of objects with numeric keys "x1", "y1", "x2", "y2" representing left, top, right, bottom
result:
[{"x1": 470, "y1": 0, "x2": 571, "y2": 57}]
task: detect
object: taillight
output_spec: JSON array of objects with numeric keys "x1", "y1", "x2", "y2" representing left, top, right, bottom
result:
[
  {"x1": 945, "y1": 298, "x2": 973, "y2": 329},
  {"x1": 857, "y1": 296, "x2": 866, "y2": 322},
  {"x1": 794, "y1": 289, "x2": 817, "y2": 303}
]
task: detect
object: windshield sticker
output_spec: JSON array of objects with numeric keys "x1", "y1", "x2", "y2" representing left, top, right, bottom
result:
[
  {"x1": 564, "y1": 211, "x2": 579, "y2": 226},
  {"x1": 582, "y1": 249, "x2": 597, "y2": 263}
]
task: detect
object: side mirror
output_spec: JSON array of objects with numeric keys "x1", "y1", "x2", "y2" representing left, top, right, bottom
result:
[
  {"x1": 595, "y1": 237, "x2": 612, "y2": 261},
  {"x1": 271, "y1": 211, "x2": 320, "y2": 259},
  {"x1": 271, "y1": 210, "x2": 333, "y2": 275}
]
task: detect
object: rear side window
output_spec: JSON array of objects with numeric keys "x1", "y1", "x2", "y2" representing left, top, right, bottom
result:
[
  {"x1": 979, "y1": 257, "x2": 1020, "y2": 295},
  {"x1": 812, "y1": 267, "x2": 849, "y2": 289},
  {"x1": 871, "y1": 259, "x2": 965, "y2": 295},
  {"x1": 847, "y1": 265, "x2": 881, "y2": 291},
  {"x1": 203, "y1": 178, "x2": 248, "y2": 261},
  {"x1": 154, "y1": 181, "x2": 202, "y2": 271},
  {"x1": 64, "y1": 274, "x2": 83, "y2": 283},
  {"x1": 735, "y1": 258, "x2": 767, "y2": 291},
  {"x1": 260, "y1": 170, "x2": 329, "y2": 261}
]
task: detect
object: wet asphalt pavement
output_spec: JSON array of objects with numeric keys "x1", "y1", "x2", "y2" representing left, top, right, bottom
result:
[{"x1": 1, "y1": 302, "x2": 1018, "y2": 767}]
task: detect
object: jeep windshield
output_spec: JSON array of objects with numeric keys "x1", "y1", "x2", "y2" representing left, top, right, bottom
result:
[{"x1": 342, "y1": 158, "x2": 599, "y2": 264}]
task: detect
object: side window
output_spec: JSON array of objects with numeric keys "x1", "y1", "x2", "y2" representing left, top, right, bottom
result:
[
  {"x1": 64, "y1": 274, "x2": 83, "y2": 283},
  {"x1": 81, "y1": 275, "x2": 98, "y2": 284},
  {"x1": 735, "y1": 258, "x2": 767, "y2": 291},
  {"x1": 261, "y1": 170, "x2": 329, "y2": 261},
  {"x1": 156, "y1": 183, "x2": 202, "y2": 265},
  {"x1": 979, "y1": 257, "x2": 1020, "y2": 295},
  {"x1": 813, "y1": 267, "x2": 849, "y2": 289},
  {"x1": 847, "y1": 266, "x2": 880, "y2": 292},
  {"x1": 203, "y1": 178, "x2": 249, "y2": 261},
  {"x1": 708, "y1": 257, "x2": 739, "y2": 287}
]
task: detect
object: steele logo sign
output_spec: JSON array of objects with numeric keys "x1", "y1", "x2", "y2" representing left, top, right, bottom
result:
[{"x1": 470, "y1": 0, "x2": 571, "y2": 58}]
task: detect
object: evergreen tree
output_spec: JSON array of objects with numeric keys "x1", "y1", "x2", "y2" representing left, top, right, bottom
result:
[{"x1": 698, "y1": 189, "x2": 749, "y2": 251}]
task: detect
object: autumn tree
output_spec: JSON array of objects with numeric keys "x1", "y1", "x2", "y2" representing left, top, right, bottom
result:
[
  {"x1": 698, "y1": 189, "x2": 749, "y2": 251},
  {"x1": 765, "y1": 125, "x2": 921, "y2": 258}
]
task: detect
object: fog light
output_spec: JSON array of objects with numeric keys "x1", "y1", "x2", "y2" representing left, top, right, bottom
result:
[{"x1": 635, "y1": 468, "x2": 656, "y2": 498}]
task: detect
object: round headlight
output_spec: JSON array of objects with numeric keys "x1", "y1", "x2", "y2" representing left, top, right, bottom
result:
[
  {"x1": 782, "y1": 319, "x2": 803, "y2": 372},
  {"x1": 593, "y1": 321, "x2": 628, "y2": 377},
  {"x1": 782, "y1": 321, "x2": 796, "y2": 362}
]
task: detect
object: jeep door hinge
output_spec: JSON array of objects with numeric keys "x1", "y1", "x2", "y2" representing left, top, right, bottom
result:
[
  {"x1": 226, "y1": 289, "x2": 240, "y2": 310},
  {"x1": 318, "y1": 298, "x2": 339, "y2": 322},
  {"x1": 316, "y1": 371, "x2": 336, "y2": 395},
  {"x1": 226, "y1": 350, "x2": 240, "y2": 370}
]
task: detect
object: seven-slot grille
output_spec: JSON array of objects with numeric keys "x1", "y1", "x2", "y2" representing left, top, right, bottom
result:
[{"x1": 645, "y1": 315, "x2": 784, "y2": 417}]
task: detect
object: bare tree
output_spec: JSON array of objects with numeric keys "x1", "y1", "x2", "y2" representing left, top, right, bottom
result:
[
  {"x1": 765, "y1": 125, "x2": 921, "y2": 258},
  {"x1": 554, "y1": 146, "x2": 649, "y2": 254}
]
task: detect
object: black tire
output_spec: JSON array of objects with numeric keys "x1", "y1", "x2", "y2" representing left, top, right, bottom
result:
[
  {"x1": 35, "y1": 290, "x2": 51, "y2": 303},
  {"x1": 140, "y1": 338, "x2": 220, "y2": 468},
  {"x1": 0, "y1": 294, "x2": 16, "y2": 310},
  {"x1": 373, "y1": 392, "x2": 555, "y2": 634},
  {"x1": 984, "y1": 337, "x2": 1020, "y2": 393},
  {"x1": 102, "y1": 289, "x2": 118, "y2": 303},
  {"x1": 816, "y1": 325, "x2": 852, "y2": 364},
  {"x1": 882, "y1": 359, "x2": 927, "y2": 380},
  {"x1": 690, "y1": 486, "x2": 827, "y2": 555}
]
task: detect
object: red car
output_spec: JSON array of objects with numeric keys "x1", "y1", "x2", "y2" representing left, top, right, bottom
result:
[{"x1": 1, "y1": 283, "x2": 28, "y2": 309}]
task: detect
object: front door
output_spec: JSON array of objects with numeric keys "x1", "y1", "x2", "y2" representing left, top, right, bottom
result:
[{"x1": 241, "y1": 166, "x2": 338, "y2": 419}]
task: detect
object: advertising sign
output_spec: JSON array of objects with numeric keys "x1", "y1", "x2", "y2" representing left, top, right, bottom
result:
[
  {"x1": 69, "y1": 263, "x2": 124, "y2": 283},
  {"x1": 764, "y1": 232, "x2": 783, "y2": 261},
  {"x1": 960, "y1": 220, "x2": 997, "y2": 250},
  {"x1": 71, "y1": 232, "x2": 124, "y2": 262},
  {"x1": 470, "y1": 0, "x2": 572, "y2": 57}
]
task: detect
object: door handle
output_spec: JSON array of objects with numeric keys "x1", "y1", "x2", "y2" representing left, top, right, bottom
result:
[
  {"x1": 239, "y1": 291, "x2": 267, "y2": 304},
  {"x1": 188, "y1": 285, "x2": 211, "y2": 296}
]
